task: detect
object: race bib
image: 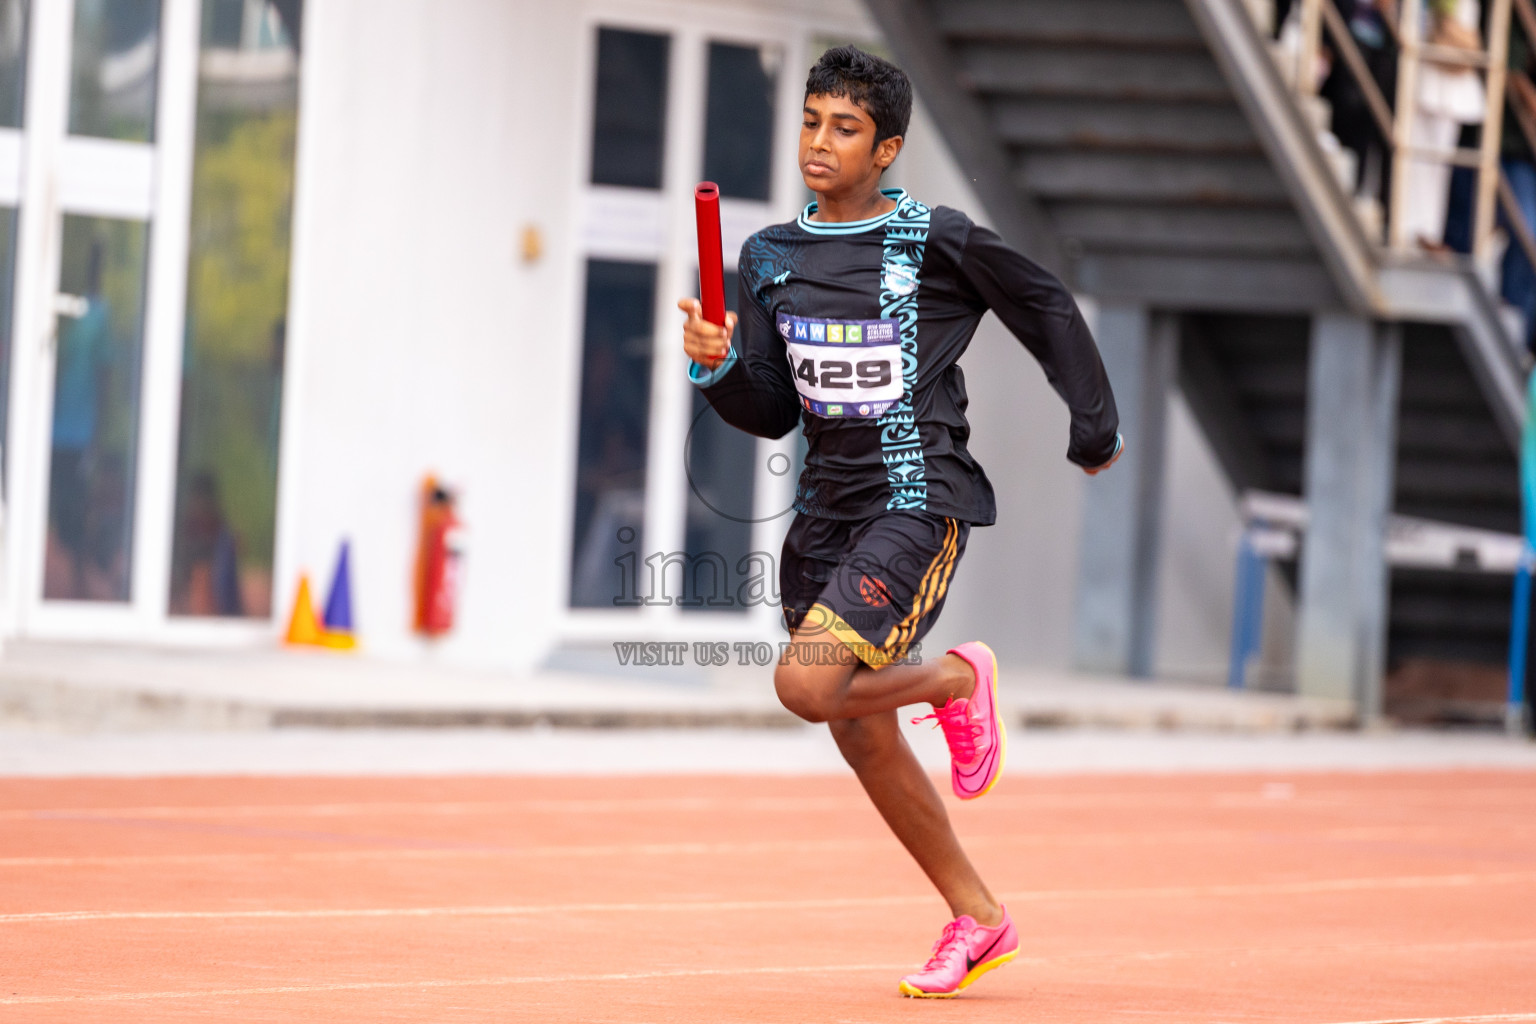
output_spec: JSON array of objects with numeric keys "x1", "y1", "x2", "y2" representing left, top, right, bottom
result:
[{"x1": 777, "y1": 313, "x2": 903, "y2": 418}]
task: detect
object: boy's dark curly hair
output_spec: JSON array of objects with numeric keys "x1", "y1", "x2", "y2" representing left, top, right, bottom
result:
[{"x1": 804, "y1": 45, "x2": 912, "y2": 145}]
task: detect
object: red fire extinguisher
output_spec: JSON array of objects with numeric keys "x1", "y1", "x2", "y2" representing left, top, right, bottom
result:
[{"x1": 413, "y1": 476, "x2": 463, "y2": 636}]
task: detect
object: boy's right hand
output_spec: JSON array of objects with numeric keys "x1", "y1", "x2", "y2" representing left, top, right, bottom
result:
[{"x1": 677, "y1": 298, "x2": 736, "y2": 370}]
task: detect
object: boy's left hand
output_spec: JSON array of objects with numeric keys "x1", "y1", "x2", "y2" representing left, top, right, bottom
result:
[{"x1": 1083, "y1": 434, "x2": 1124, "y2": 476}]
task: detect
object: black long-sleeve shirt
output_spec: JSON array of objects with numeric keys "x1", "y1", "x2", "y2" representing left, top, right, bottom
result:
[{"x1": 688, "y1": 189, "x2": 1118, "y2": 525}]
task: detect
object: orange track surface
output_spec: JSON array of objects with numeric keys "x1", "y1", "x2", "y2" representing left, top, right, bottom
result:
[{"x1": 3, "y1": 770, "x2": 1536, "y2": 1022}]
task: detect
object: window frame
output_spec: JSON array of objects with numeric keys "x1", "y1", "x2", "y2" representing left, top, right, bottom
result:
[{"x1": 558, "y1": 5, "x2": 853, "y2": 645}]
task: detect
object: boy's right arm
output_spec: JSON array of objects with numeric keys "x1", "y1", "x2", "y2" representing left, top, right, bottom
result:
[{"x1": 678, "y1": 279, "x2": 801, "y2": 440}]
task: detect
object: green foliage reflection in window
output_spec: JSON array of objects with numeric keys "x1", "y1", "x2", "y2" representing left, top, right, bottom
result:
[{"x1": 169, "y1": 0, "x2": 301, "y2": 618}]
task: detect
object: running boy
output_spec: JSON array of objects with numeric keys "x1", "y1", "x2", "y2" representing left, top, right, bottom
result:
[{"x1": 678, "y1": 46, "x2": 1122, "y2": 998}]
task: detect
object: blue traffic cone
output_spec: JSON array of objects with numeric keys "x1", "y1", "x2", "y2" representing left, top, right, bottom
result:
[{"x1": 322, "y1": 540, "x2": 355, "y2": 639}]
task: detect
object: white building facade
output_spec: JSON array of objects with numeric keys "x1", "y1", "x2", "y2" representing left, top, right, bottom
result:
[{"x1": 0, "y1": 0, "x2": 1247, "y2": 681}]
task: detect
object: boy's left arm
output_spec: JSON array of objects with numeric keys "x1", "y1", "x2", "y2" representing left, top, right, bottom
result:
[{"x1": 956, "y1": 223, "x2": 1121, "y2": 471}]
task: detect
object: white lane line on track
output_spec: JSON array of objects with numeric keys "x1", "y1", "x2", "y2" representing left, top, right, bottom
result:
[
  {"x1": 0, "y1": 961, "x2": 912, "y2": 1006},
  {"x1": 4, "y1": 785, "x2": 1531, "y2": 821},
  {"x1": 6, "y1": 941, "x2": 1536, "y2": 1008},
  {"x1": 0, "y1": 798, "x2": 866, "y2": 820},
  {"x1": 6, "y1": 870, "x2": 1535, "y2": 924},
  {"x1": 1318, "y1": 1015, "x2": 1536, "y2": 1024},
  {"x1": 0, "y1": 825, "x2": 1491, "y2": 869}
]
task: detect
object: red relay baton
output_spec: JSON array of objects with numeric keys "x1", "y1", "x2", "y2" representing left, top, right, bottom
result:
[{"x1": 694, "y1": 182, "x2": 727, "y2": 342}]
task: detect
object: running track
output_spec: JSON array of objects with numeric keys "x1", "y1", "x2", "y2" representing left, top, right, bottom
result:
[{"x1": 3, "y1": 770, "x2": 1536, "y2": 1022}]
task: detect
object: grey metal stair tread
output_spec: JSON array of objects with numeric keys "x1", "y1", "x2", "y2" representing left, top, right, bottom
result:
[
  {"x1": 1072, "y1": 252, "x2": 1337, "y2": 309},
  {"x1": 1397, "y1": 377, "x2": 1496, "y2": 407},
  {"x1": 938, "y1": 0, "x2": 1204, "y2": 46},
  {"x1": 1020, "y1": 151, "x2": 1289, "y2": 203},
  {"x1": 1050, "y1": 203, "x2": 1313, "y2": 257},
  {"x1": 1394, "y1": 414, "x2": 1512, "y2": 455},
  {"x1": 1247, "y1": 408, "x2": 1307, "y2": 445},
  {"x1": 1392, "y1": 460, "x2": 1520, "y2": 500},
  {"x1": 1228, "y1": 363, "x2": 1309, "y2": 398},
  {"x1": 1389, "y1": 598, "x2": 1511, "y2": 632},
  {"x1": 989, "y1": 98, "x2": 1260, "y2": 153},
  {"x1": 957, "y1": 45, "x2": 1232, "y2": 101},
  {"x1": 1392, "y1": 501, "x2": 1520, "y2": 533},
  {"x1": 1387, "y1": 639, "x2": 1509, "y2": 663},
  {"x1": 1265, "y1": 457, "x2": 1306, "y2": 491}
]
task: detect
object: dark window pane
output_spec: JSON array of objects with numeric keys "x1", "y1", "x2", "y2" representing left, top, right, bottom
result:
[
  {"x1": 703, "y1": 43, "x2": 775, "y2": 201},
  {"x1": 570, "y1": 259, "x2": 655, "y2": 608},
  {"x1": 68, "y1": 0, "x2": 160, "y2": 142},
  {"x1": 202, "y1": 0, "x2": 244, "y2": 47},
  {"x1": 44, "y1": 216, "x2": 149, "y2": 601},
  {"x1": 590, "y1": 27, "x2": 668, "y2": 189},
  {"x1": 168, "y1": 0, "x2": 301, "y2": 619},
  {"x1": 682, "y1": 270, "x2": 752, "y2": 612},
  {"x1": 0, "y1": 0, "x2": 26, "y2": 129}
]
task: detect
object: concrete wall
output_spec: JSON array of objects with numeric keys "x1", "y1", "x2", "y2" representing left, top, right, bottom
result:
[{"x1": 281, "y1": 0, "x2": 582, "y2": 669}]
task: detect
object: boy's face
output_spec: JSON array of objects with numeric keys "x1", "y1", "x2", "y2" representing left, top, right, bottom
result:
[{"x1": 800, "y1": 92, "x2": 903, "y2": 197}]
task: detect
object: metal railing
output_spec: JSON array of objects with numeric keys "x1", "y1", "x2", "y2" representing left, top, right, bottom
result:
[{"x1": 1280, "y1": 0, "x2": 1536, "y2": 274}]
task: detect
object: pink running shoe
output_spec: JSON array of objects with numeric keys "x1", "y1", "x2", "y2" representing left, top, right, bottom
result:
[
  {"x1": 913, "y1": 641, "x2": 1006, "y2": 800},
  {"x1": 899, "y1": 906, "x2": 1019, "y2": 998}
]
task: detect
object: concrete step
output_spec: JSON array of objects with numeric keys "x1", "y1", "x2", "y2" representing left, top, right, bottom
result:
[
  {"x1": 1394, "y1": 459, "x2": 1521, "y2": 503},
  {"x1": 958, "y1": 44, "x2": 1231, "y2": 102},
  {"x1": 991, "y1": 97, "x2": 1259, "y2": 153},
  {"x1": 0, "y1": 641, "x2": 1361, "y2": 735},
  {"x1": 1395, "y1": 412, "x2": 1514, "y2": 458},
  {"x1": 938, "y1": 0, "x2": 1203, "y2": 47},
  {"x1": 1230, "y1": 361, "x2": 1310, "y2": 400},
  {"x1": 1399, "y1": 372, "x2": 1500, "y2": 409},
  {"x1": 1051, "y1": 202, "x2": 1314, "y2": 258},
  {"x1": 1394, "y1": 500, "x2": 1520, "y2": 533},
  {"x1": 1389, "y1": 592, "x2": 1514, "y2": 634},
  {"x1": 1019, "y1": 151, "x2": 1290, "y2": 204}
]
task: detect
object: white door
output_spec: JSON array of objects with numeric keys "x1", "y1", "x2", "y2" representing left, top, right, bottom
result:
[{"x1": 6, "y1": 0, "x2": 195, "y2": 639}]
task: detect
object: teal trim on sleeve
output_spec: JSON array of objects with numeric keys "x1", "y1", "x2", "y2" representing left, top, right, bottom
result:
[
  {"x1": 1095, "y1": 433, "x2": 1124, "y2": 469},
  {"x1": 687, "y1": 344, "x2": 738, "y2": 387}
]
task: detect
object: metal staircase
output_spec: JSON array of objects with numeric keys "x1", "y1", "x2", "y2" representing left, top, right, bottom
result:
[{"x1": 864, "y1": 0, "x2": 1528, "y2": 704}]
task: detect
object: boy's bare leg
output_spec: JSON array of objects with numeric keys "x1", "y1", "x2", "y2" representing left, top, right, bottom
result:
[
  {"x1": 829, "y1": 710, "x2": 1002, "y2": 925},
  {"x1": 773, "y1": 628, "x2": 974, "y2": 724}
]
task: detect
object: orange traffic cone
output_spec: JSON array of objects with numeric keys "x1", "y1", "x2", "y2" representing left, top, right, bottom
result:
[{"x1": 284, "y1": 574, "x2": 324, "y2": 646}]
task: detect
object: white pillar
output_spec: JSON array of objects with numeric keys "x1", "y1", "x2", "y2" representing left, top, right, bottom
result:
[
  {"x1": 1295, "y1": 314, "x2": 1401, "y2": 717},
  {"x1": 1073, "y1": 305, "x2": 1178, "y2": 677}
]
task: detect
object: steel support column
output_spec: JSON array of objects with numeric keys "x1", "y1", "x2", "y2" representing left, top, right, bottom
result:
[
  {"x1": 1073, "y1": 305, "x2": 1178, "y2": 677},
  {"x1": 1296, "y1": 315, "x2": 1401, "y2": 717}
]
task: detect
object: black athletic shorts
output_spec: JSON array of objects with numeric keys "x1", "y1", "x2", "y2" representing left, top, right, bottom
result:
[{"x1": 779, "y1": 510, "x2": 969, "y2": 669}]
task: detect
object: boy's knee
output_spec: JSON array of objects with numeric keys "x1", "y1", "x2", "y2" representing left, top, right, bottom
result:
[
  {"x1": 828, "y1": 718, "x2": 889, "y2": 769},
  {"x1": 773, "y1": 664, "x2": 833, "y2": 723}
]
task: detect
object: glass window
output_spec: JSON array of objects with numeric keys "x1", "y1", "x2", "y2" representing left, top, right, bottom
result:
[
  {"x1": 570, "y1": 259, "x2": 655, "y2": 608},
  {"x1": 590, "y1": 27, "x2": 668, "y2": 190},
  {"x1": 44, "y1": 215, "x2": 149, "y2": 601},
  {"x1": 68, "y1": 0, "x2": 161, "y2": 142},
  {"x1": 0, "y1": 0, "x2": 26, "y2": 129},
  {"x1": 167, "y1": 0, "x2": 301, "y2": 618},
  {"x1": 682, "y1": 270, "x2": 753, "y2": 611},
  {"x1": 703, "y1": 43, "x2": 777, "y2": 201}
]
